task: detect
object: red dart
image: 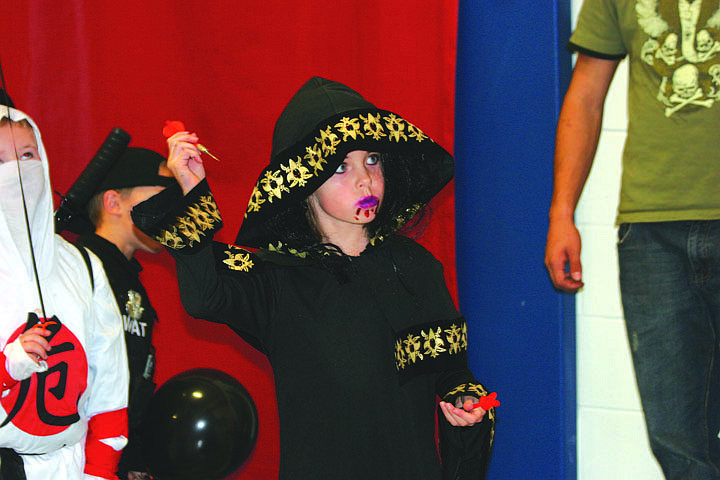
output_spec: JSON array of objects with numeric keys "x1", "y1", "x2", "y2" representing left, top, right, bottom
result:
[
  {"x1": 162, "y1": 120, "x2": 186, "y2": 138},
  {"x1": 472, "y1": 392, "x2": 500, "y2": 410},
  {"x1": 163, "y1": 120, "x2": 220, "y2": 161}
]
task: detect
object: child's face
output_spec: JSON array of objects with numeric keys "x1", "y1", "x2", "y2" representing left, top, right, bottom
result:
[
  {"x1": 308, "y1": 150, "x2": 384, "y2": 238},
  {"x1": 0, "y1": 124, "x2": 39, "y2": 164}
]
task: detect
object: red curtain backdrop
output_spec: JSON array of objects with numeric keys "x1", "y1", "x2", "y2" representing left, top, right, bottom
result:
[{"x1": 2, "y1": 2, "x2": 458, "y2": 478}]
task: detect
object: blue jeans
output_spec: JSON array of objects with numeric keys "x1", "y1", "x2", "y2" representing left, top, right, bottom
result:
[{"x1": 618, "y1": 221, "x2": 720, "y2": 480}]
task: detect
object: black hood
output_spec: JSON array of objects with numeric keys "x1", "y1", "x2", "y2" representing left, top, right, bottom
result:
[{"x1": 235, "y1": 76, "x2": 454, "y2": 249}]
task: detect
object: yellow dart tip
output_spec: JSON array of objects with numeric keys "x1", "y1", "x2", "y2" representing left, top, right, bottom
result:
[{"x1": 196, "y1": 143, "x2": 221, "y2": 162}]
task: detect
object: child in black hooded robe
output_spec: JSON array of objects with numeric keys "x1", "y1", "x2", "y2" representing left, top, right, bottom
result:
[{"x1": 132, "y1": 77, "x2": 495, "y2": 480}]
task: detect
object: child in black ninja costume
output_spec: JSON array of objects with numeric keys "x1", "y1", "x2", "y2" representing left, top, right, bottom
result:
[{"x1": 132, "y1": 77, "x2": 495, "y2": 480}]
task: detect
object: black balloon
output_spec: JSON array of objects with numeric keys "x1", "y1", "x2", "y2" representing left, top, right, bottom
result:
[{"x1": 140, "y1": 368, "x2": 259, "y2": 480}]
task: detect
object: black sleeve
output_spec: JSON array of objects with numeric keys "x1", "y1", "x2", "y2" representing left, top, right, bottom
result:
[
  {"x1": 132, "y1": 180, "x2": 277, "y2": 352},
  {"x1": 391, "y1": 237, "x2": 496, "y2": 479},
  {"x1": 172, "y1": 242, "x2": 278, "y2": 352},
  {"x1": 567, "y1": 41, "x2": 626, "y2": 60},
  {"x1": 437, "y1": 404, "x2": 495, "y2": 480}
]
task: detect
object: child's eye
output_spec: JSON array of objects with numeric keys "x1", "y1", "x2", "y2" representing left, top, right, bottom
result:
[
  {"x1": 21, "y1": 151, "x2": 35, "y2": 160},
  {"x1": 335, "y1": 162, "x2": 347, "y2": 174},
  {"x1": 367, "y1": 153, "x2": 380, "y2": 165}
]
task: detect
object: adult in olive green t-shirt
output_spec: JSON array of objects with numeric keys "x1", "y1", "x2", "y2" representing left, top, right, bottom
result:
[{"x1": 545, "y1": 1, "x2": 720, "y2": 478}]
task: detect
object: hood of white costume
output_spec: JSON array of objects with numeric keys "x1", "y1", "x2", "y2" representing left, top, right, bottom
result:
[{"x1": 0, "y1": 107, "x2": 55, "y2": 298}]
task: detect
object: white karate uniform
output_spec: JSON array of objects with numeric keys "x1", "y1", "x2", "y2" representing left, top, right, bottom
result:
[{"x1": 0, "y1": 107, "x2": 129, "y2": 480}]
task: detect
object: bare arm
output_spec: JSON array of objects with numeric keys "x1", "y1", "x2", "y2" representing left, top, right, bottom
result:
[{"x1": 545, "y1": 54, "x2": 620, "y2": 291}]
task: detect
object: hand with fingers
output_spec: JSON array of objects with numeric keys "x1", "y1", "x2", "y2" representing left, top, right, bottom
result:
[
  {"x1": 19, "y1": 325, "x2": 51, "y2": 364},
  {"x1": 545, "y1": 217, "x2": 584, "y2": 292},
  {"x1": 439, "y1": 396, "x2": 487, "y2": 427},
  {"x1": 165, "y1": 130, "x2": 206, "y2": 195}
]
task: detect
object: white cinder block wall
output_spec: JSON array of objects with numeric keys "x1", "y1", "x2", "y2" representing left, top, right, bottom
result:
[{"x1": 570, "y1": 1, "x2": 664, "y2": 478}]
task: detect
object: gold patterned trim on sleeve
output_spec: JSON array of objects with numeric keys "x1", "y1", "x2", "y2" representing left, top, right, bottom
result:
[
  {"x1": 444, "y1": 382, "x2": 488, "y2": 400},
  {"x1": 394, "y1": 318, "x2": 469, "y2": 384},
  {"x1": 395, "y1": 321, "x2": 467, "y2": 371},
  {"x1": 156, "y1": 194, "x2": 222, "y2": 250}
]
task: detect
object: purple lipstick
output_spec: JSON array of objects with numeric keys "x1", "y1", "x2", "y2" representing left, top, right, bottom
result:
[{"x1": 356, "y1": 196, "x2": 379, "y2": 209}]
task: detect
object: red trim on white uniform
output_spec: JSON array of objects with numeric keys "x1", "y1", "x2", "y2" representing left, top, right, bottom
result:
[{"x1": 84, "y1": 408, "x2": 128, "y2": 479}]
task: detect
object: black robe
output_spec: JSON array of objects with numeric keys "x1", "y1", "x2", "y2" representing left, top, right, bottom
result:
[{"x1": 133, "y1": 181, "x2": 494, "y2": 480}]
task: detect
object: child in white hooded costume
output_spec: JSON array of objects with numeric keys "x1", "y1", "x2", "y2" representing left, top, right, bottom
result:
[{"x1": 0, "y1": 106, "x2": 129, "y2": 480}]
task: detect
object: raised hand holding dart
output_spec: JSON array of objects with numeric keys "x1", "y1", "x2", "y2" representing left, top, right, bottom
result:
[{"x1": 163, "y1": 120, "x2": 220, "y2": 161}]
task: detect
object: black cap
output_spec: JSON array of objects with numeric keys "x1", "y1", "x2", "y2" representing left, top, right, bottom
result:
[
  {"x1": 55, "y1": 146, "x2": 176, "y2": 234},
  {"x1": 94, "y1": 147, "x2": 175, "y2": 194}
]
